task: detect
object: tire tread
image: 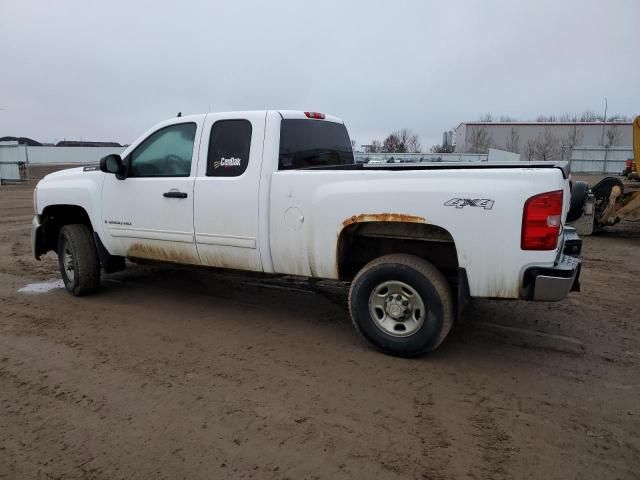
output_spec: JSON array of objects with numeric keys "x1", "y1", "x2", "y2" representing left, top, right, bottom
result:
[{"x1": 58, "y1": 224, "x2": 100, "y2": 296}]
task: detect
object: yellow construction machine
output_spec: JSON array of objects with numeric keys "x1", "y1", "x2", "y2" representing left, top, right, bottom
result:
[{"x1": 583, "y1": 115, "x2": 640, "y2": 230}]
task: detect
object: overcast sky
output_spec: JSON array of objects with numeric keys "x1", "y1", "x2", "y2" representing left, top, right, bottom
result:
[{"x1": 1, "y1": 0, "x2": 638, "y2": 148}]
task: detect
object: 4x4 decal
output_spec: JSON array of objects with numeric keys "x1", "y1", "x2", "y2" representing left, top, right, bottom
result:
[{"x1": 444, "y1": 198, "x2": 494, "y2": 210}]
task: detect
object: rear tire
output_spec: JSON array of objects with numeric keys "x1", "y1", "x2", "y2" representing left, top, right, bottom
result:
[
  {"x1": 57, "y1": 224, "x2": 101, "y2": 296},
  {"x1": 348, "y1": 254, "x2": 454, "y2": 357}
]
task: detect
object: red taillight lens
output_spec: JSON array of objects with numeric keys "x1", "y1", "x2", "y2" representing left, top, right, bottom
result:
[
  {"x1": 304, "y1": 111, "x2": 325, "y2": 119},
  {"x1": 521, "y1": 190, "x2": 563, "y2": 250}
]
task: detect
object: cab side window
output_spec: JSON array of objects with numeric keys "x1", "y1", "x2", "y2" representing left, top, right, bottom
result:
[
  {"x1": 129, "y1": 123, "x2": 196, "y2": 177},
  {"x1": 207, "y1": 120, "x2": 252, "y2": 177}
]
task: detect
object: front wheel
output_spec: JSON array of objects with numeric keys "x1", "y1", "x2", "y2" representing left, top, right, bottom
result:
[
  {"x1": 348, "y1": 254, "x2": 454, "y2": 357},
  {"x1": 57, "y1": 224, "x2": 101, "y2": 296}
]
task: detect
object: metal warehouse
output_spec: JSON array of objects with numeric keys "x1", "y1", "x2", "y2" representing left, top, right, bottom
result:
[{"x1": 455, "y1": 121, "x2": 633, "y2": 160}]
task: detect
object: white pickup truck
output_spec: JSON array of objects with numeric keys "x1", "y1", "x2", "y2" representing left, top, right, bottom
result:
[{"x1": 32, "y1": 110, "x2": 582, "y2": 356}]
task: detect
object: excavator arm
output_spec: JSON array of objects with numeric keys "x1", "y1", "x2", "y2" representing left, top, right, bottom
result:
[
  {"x1": 606, "y1": 116, "x2": 640, "y2": 223},
  {"x1": 589, "y1": 116, "x2": 640, "y2": 228}
]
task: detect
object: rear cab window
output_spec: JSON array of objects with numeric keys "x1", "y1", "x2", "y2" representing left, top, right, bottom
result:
[{"x1": 278, "y1": 119, "x2": 354, "y2": 170}]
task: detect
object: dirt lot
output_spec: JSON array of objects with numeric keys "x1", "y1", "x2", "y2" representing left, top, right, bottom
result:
[{"x1": 1, "y1": 167, "x2": 639, "y2": 479}]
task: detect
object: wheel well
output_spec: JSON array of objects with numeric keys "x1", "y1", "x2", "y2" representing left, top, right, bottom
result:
[
  {"x1": 337, "y1": 222, "x2": 459, "y2": 282},
  {"x1": 41, "y1": 205, "x2": 93, "y2": 254}
]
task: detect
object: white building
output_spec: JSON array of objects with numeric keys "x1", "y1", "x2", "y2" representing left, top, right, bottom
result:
[{"x1": 455, "y1": 121, "x2": 633, "y2": 160}]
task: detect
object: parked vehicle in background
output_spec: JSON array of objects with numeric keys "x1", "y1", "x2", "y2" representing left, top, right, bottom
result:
[{"x1": 32, "y1": 111, "x2": 582, "y2": 356}]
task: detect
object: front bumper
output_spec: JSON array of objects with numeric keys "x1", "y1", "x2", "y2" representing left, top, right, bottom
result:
[
  {"x1": 521, "y1": 227, "x2": 582, "y2": 301},
  {"x1": 31, "y1": 215, "x2": 45, "y2": 260}
]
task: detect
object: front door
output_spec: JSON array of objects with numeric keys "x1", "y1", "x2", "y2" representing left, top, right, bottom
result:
[{"x1": 101, "y1": 120, "x2": 202, "y2": 265}]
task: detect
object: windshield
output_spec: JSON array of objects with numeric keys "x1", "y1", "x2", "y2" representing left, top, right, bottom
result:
[{"x1": 278, "y1": 119, "x2": 354, "y2": 170}]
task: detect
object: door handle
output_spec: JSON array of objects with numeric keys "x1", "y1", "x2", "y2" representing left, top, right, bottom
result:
[{"x1": 163, "y1": 190, "x2": 188, "y2": 199}]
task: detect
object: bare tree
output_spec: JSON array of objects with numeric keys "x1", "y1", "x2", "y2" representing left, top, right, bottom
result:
[
  {"x1": 367, "y1": 140, "x2": 382, "y2": 153},
  {"x1": 536, "y1": 114, "x2": 558, "y2": 122},
  {"x1": 608, "y1": 114, "x2": 630, "y2": 122},
  {"x1": 560, "y1": 125, "x2": 584, "y2": 161},
  {"x1": 431, "y1": 144, "x2": 455, "y2": 153},
  {"x1": 467, "y1": 125, "x2": 492, "y2": 153},
  {"x1": 382, "y1": 133, "x2": 401, "y2": 153},
  {"x1": 524, "y1": 139, "x2": 537, "y2": 161},
  {"x1": 580, "y1": 110, "x2": 602, "y2": 122},
  {"x1": 382, "y1": 129, "x2": 421, "y2": 153},
  {"x1": 403, "y1": 130, "x2": 421, "y2": 153},
  {"x1": 559, "y1": 113, "x2": 579, "y2": 122},
  {"x1": 479, "y1": 113, "x2": 494, "y2": 122},
  {"x1": 605, "y1": 124, "x2": 621, "y2": 146},
  {"x1": 564, "y1": 125, "x2": 584, "y2": 149},
  {"x1": 534, "y1": 127, "x2": 560, "y2": 161},
  {"x1": 504, "y1": 127, "x2": 520, "y2": 153},
  {"x1": 475, "y1": 111, "x2": 633, "y2": 124}
]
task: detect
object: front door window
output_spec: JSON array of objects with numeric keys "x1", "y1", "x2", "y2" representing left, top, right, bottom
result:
[{"x1": 129, "y1": 123, "x2": 196, "y2": 177}]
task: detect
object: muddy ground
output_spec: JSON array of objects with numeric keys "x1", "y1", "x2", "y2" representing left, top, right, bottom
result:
[{"x1": 1, "y1": 167, "x2": 639, "y2": 479}]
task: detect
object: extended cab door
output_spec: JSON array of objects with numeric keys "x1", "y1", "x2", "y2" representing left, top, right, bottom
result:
[
  {"x1": 193, "y1": 111, "x2": 266, "y2": 271},
  {"x1": 101, "y1": 119, "x2": 203, "y2": 265}
]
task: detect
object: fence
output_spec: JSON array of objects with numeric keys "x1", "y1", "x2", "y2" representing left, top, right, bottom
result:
[
  {"x1": 567, "y1": 146, "x2": 632, "y2": 174},
  {"x1": 355, "y1": 152, "x2": 487, "y2": 164},
  {"x1": 355, "y1": 153, "x2": 484, "y2": 164},
  {"x1": 0, "y1": 142, "x2": 126, "y2": 184},
  {"x1": 18, "y1": 145, "x2": 125, "y2": 165},
  {"x1": 0, "y1": 141, "x2": 27, "y2": 184},
  {"x1": 355, "y1": 149, "x2": 520, "y2": 164}
]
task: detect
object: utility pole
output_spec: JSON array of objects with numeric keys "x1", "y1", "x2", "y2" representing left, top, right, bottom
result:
[{"x1": 600, "y1": 97, "x2": 608, "y2": 146}]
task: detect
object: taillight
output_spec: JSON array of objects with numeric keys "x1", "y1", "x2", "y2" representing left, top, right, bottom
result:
[
  {"x1": 521, "y1": 190, "x2": 563, "y2": 250},
  {"x1": 304, "y1": 111, "x2": 325, "y2": 119}
]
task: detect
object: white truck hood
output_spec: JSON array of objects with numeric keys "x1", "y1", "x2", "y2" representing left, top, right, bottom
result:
[{"x1": 39, "y1": 166, "x2": 102, "y2": 185}]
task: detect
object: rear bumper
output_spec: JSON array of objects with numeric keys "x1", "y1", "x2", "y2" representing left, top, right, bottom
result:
[
  {"x1": 525, "y1": 255, "x2": 581, "y2": 301},
  {"x1": 520, "y1": 227, "x2": 582, "y2": 301},
  {"x1": 31, "y1": 215, "x2": 45, "y2": 260}
]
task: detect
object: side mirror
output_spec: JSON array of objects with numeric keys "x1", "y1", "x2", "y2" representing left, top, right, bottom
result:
[{"x1": 100, "y1": 154, "x2": 124, "y2": 178}]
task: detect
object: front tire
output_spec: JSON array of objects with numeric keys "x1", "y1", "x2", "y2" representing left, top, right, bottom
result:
[
  {"x1": 57, "y1": 224, "x2": 101, "y2": 296},
  {"x1": 349, "y1": 254, "x2": 453, "y2": 357}
]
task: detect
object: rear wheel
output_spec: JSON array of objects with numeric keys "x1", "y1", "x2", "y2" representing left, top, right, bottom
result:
[
  {"x1": 57, "y1": 224, "x2": 101, "y2": 296},
  {"x1": 348, "y1": 254, "x2": 454, "y2": 357}
]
